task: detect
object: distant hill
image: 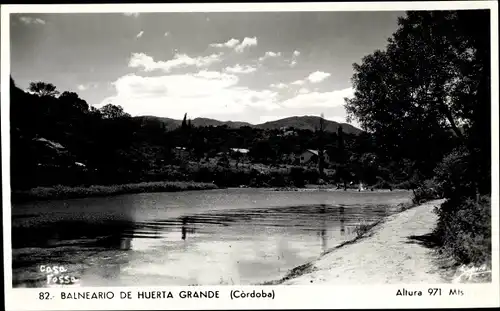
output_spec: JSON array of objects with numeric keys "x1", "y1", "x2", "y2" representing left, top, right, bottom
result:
[
  {"x1": 255, "y1": 116, "x2": 362, "y2": 135},
  {"x1": 190, "y1": 118, "x2": 252, "y2": 128},
  {"x1": 136, "y1": 115, "x2": 362, "y2": 134},
  {"x1": 136, "y1": 116, "x2": 252, "y2": 130},
  {"x1": 135, "y1": 116, "x2": 181, "y2": 130}
]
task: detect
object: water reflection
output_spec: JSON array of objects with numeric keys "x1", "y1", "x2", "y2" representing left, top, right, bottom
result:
[
  {"x1": 319, "y1": 204, "x2": 327, "y2": 253},
  {"x1": 181, "y1": 216, "x2": 196, "y2": 241},
  {"x1": 120, "y1": 237, "x2": 132, "y2": 250},
  {"x1": 12, "y1": 221, "x2": 136, "y2": 250},
  {"x1": 340, "y1": 206, "x2": 346, "y2": 236},
  {"x1": 12, "y1": 189, "x2": 410, "y2": 287}
]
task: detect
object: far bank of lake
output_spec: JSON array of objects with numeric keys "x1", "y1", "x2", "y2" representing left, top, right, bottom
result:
[
  {"x1": 11, "y1": 181, "x2": 404, "y2": 203},
  {"x1": 11, "y1": 181, "x2": 219, "y2": 203}
]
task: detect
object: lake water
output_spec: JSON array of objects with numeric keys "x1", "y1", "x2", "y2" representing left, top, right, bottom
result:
[{"x1": 11, "y1": 188, "x2": 411, "y2": 287}]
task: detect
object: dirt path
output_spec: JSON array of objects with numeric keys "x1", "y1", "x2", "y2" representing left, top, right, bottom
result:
[{"x1": 283, "y1": 199, "x2": 447, "y2": 285}]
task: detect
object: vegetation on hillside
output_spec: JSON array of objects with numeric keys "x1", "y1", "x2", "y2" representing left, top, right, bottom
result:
[{"x1": 138, "y1": 115, "x2": 361, "y2": 134}]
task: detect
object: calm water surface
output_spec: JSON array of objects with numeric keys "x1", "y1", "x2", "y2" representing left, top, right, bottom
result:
[{"x1": 12, "y1": 188, "x2": 411, "y2": 287}]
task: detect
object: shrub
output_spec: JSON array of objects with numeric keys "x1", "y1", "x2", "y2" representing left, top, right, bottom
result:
[
  {"x1": 373, "y1": 176, "x2": 393, "y2": 190},
  {"x1": 434, "y1": 147, "x2": 476, "y2": 200},
  {"x1": 289, "y1": 166, "x2": 306, "y2": 188},
  {"x1": 434, "y1": 196, "x2": 491, "y2": 265},
  {"x1": 411, "y1": 179, "x2": 441, "y2": 204},
  {"x1": 393, "y1": 180, "x2": 415, "y2": 190},
  {"x1": 353, "y1": 220, "x2": 378, "y2": 238},
  {"x1": 269, "y1": 172, "x2": 287, "y2": 187}
]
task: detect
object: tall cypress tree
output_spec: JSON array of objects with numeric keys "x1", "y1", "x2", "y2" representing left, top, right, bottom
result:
[
  {"x1": 318, "y1": 113, "x2": 325, "y2": 178},
  {"x1": 181, "y1": 113, "x2": 188, "y2": 129}
]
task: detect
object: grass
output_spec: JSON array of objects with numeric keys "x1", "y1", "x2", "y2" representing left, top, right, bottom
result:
[
  {"x1": 261, "y1": 262, "x2": 317, "y2": 285},
  {"x1": 11, "y1": 181, "x2": 218, "y2": 203},
  {"x1": 353, "y1": 220, "x2": 380, "y2": 238}
]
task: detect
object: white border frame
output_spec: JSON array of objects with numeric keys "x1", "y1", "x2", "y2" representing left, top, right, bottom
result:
[{"x1": 2, "y1": 2, "x2": 499, "y2": 310}]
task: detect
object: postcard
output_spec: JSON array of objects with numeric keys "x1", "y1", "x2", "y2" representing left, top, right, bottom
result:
[{"x1": 2, "y1": 1, "x2": 499, "y2": 310}]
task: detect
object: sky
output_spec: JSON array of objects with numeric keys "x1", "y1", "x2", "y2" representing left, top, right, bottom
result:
[{"x1": 10, "y1": 11, "x2": 404, "y2": 125}]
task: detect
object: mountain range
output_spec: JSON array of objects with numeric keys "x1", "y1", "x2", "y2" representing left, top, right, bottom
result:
[{"x1": 136, "y1": 115, "x2": 362, "y2": 135}]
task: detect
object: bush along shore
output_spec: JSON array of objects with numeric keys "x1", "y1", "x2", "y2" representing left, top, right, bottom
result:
[
  {"x1": 11, "y1": 162, "x2": 410, "y2": 204},
  {"x1": 11, "y1": 181, "x2": 219, "y2": 203}
]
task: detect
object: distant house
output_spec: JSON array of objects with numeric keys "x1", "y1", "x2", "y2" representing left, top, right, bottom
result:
[
  {"x1": 173, "y1": 146, "x2": 189, "y2": 159},
  {"x1": 229, "y1": 148, "x2": 250, "y2": 162},
  {"x1": 230, "y1": 148, "x2": 250, "y2": 154},
  {"x1": 299, "y1": 149, "x2": 330, "y2": 164},
  {"x1": 33, "y1": 137, "x2": 65, "y2": 150}
]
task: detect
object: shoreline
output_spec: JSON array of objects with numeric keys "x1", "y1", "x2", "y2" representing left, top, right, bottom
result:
[
  {"x1": 261, "y1": 218, "x2": 386, "y2": 285},
  {"x1": 262, "y1": 199, "x2": 455, "y2": 285},
  {"x1": 11, "y1": 181, "x2": 219, "y2": 203}
]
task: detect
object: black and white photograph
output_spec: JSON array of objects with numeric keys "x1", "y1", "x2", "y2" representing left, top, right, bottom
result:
[{"x1": 2, "y1": 2, "x2": 498, "y2": 303}]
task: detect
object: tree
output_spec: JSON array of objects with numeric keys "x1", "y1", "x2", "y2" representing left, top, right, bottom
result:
[
  {"x1": 28, "y1": 82, "x2": 59, "y2": 97},
  {"x1": 250, "y1": 140, "x2": 275, "y2": 164},
  {"x1": 181, "y1": 113, "x2": 188, "y2": 129},
  {"x1": 99, "y1": 104, "x2": 130, "y2": 119},
  {"x1": 317, "y1": 113, "x2": 325, "y2": 178},
  {"x1": 344, "y1": 10, "x2": 490, "y2": 197},
  {"x1": 59, "y1": 91, "x2": 89, "y2": 114}
]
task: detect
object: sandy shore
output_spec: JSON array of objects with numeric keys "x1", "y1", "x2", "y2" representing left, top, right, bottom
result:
[{"x1": 280, "y1": 199, "x2": 447, "y2": 285}]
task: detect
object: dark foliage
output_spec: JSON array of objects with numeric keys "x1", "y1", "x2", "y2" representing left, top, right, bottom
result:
[{"x1": 344, "y1": 10, "x2": 491, "y2": 266}]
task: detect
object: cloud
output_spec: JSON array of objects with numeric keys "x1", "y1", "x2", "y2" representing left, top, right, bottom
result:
[
  {"x1": 259, "y1": 51, "x2": 282, "y2": 62},
  {"x1": 293, "y1": 51, "x2": 301, "y2": 57},
  {"x1": 281, "y1": 87, "x2": 354, "y2": 108},
  {"x1": 128, "y1": 52, "x2": 223, "y2": 73},
  {"x1": 19, "y1": 17, "x2": 46, "y2": 25},
  {"x1": 123, "y1": 12, "x2": 140, "y2": 17},
  {"x1": 307, "y1": 71, "x2": 331, "y2": 83},
  {"x1": 164, "y1": 32, "x2": 170, "y2": 37},
  {"x1": 136, "y1": 31, "x2": 144, "y2": 38},
  {"x1": 100, "y1": 71, "x2": 280, "y2": 118},
  {"x1": 77, "y1": 83, "x2": 98, "y2": 91},
  {"x1": 270, "y1": 83, "x2": 288, "y2": 89},
  {"x1": 224, "y1": 64, "x2": 257, "y2": 74},
  {"x1": 210, "y1": 38, "x2": 240, "y2": 49},
  {"x1": 194, "y1": 70, "x2": 236, "y2": 80},
  {"x1": 298, "y1": 88, "x2": 310, "y2": 94},
  {"x1": 209, "y1": 37, "x2": 257, "y2": 53},
  {"x1": 234, "y1": 37, "x2": 258, "y2": 53},
  {"x1": 77, "y1": 84, "x2": 88, "y2": 91},
  {"x1": 291, "y1": 80, "x2": 305, "y2": 86},
  {"x1": 290, "y1": 60, "x2": 297, "y2": 68}
]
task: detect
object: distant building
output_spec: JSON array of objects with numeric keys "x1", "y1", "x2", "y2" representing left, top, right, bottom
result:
[
  {"x1": 173, "y1": 146, "x2": 189, "y2": 159},
  {"x1": 299, "y1": 149, "x2": 330, "y2": 164},
  {"x1": 33, "y1": 137, "x2": 65, "y2": 150},
  {"x1": 229, "y1": 148, "x2": 250, "y2": 163},
  {"x1": 230, "y1": 148, "x2": 250, "y2": 154}
]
